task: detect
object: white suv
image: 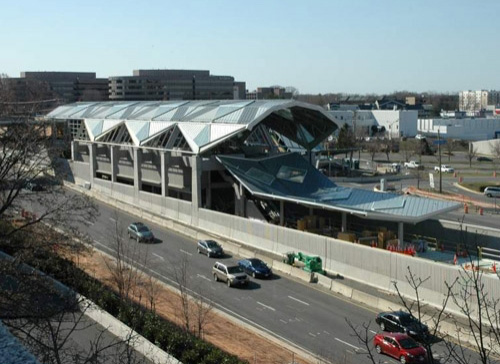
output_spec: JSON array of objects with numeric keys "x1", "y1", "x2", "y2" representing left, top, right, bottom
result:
[{"x1": 484, "y1": 186, "x2": 500, "y2": 198}]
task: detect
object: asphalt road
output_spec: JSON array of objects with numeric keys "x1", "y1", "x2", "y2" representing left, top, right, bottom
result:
[{"x1": 74, "y1": 195, "x2": 480, "y2": 364}]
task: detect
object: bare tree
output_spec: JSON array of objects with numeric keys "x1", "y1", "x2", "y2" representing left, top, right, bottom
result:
[
  {"x1": 171, "y1": 254, "x2": 191, "y2": 332},
  {"x1": 445, "y1": 139, "x2": 455, "y2": 162},
  {"x1": 366, "y1": 142, "x2": 379, "y2": 162},
  {"x1": 169, "y1": 254, "x2": 214, "y2": 338},
  {"x1": 400, "y1": 139, "x2": 416, "y2": 163},
  {"x1": 103, "y1": 214, "x2": 147, "y2": 301},
  {"x1": 466, "y1": 143, "x2": 478, "y2": 168},
  {"x1": 489, "y1": 141, "x2": 500, "y2": 173}
]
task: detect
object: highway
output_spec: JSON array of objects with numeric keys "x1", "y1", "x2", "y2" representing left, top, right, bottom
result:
[{"x1": 72, "y1": 194, "x2": 479, "y2": 364}]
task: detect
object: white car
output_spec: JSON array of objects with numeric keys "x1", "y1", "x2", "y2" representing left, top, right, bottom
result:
[
  {"x1": 404, "y1": 161, "x2": 420, "y2": 169},
  {"x1": 434, "y1": 165, "x2": 454, "y2": 173}
]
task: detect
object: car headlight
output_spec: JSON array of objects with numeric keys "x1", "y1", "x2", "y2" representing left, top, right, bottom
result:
[{"x1": 407, "y1": 353, "x2": 414, "y2": 358}]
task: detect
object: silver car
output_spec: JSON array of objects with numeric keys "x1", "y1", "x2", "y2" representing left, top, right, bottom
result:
[
  {"x1": 484, "y1": 186, "x2": 500, "y2": 198},
  {"x1": 212, "y1": 262, "x2": 249, "y2": 287},
  {"x1": 127, "y1": 222, "x2": 154, "y2": 243}
]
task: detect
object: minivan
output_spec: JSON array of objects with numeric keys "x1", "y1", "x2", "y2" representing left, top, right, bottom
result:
[{"x1": 484, "y1": 186, "x2": 500, "y2": 198}]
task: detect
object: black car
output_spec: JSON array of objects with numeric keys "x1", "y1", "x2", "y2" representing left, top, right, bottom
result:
[
  {"x1": 238, "y1": 258, "x2": 272, "y2": 278},
  {"x1": 375, "y1": 311, "x2": 429, "y2": 339},
  {"x1": 477, "y1": 156, "x2": 493, "y2": 162},
  {"x1": 197, "y1": 240, "x2": 224, "y2": 257}
]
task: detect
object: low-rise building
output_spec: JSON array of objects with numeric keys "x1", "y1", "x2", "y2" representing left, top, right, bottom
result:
[
  {"x1": 109, "y1": 69, "x2": 245, "y2": 101},
  {"x1": 328, "y1": 110, "x2": 418, "y2": 139}
]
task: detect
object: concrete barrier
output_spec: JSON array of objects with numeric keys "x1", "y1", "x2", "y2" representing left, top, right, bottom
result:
[
  {"x1": 316, "y1": 274, "x2": 332, "y2": 290},
  {"x1": 238, "y1": 247, "x2": 256, "y2": 259},
  {"x1": 255, "y1": 253, "x2": 273, "y2": 266},
  {"x1": 377, "y1": 298, "x2": 403, "y2": 312},
  {"x1": 222, "y1": 241, "x2": 240, "y2": 255},
  {"x1": 272, "y1": 260, "x2": 292, "y2": 275},
  {"x1": 330, "y1": 281, "x2": 353, "y2": 299},
  {"x1": 290, "y1": 267, "x2": 314, "y2": 283},
  {"x1": 352, "y1": 290, "x2": 379, "y2": 307}
]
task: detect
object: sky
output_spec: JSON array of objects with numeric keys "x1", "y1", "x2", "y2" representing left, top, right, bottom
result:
[{"x1": 1, "y1": 0, "x2": 499, "y2": 95}]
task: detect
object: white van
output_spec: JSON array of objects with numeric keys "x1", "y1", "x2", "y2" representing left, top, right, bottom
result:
[{"x1": 484, "y1": 186, "x2": 500, "y2": 198}]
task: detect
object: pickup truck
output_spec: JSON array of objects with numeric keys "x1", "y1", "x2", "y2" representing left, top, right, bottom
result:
[
  {"x1": 404, "y1": 161, "x2": 420, "y2": 169},
  {"x1": 434, "y1": 165, "x2": 454, "y2": 173}
]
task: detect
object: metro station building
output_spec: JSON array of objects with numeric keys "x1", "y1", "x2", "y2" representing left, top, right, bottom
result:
[{"x1": 46, "y1": 100, "x2": 459, "y2": 241}]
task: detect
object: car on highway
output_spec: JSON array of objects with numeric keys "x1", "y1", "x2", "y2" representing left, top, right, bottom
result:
[
  {"x1": 197, "y1": 240, "x2": 224, "y2": 257},
  {"x1": 127, "y1": 222, "x2": 155, "y2": 243},
  {"x1": 375, "y1": 311, "x2": 429, "y2": 340},
  {"x1": 484, "y1": 186, "x2": 500, "y2": 198},
  {"x1": 434, "y1": 165, "x2": 454, "y2": 173},
  {"x1": 373, "y1": 332, "x2": 427, "y2": 363},
  {"x1": 212, "y1": 262, "x2": 249, "y2": 287},
  {"x1": 238, "y1": 258, "x2": 272, "y2": 278},
  {"x1": 477, "y1": 156, "x2": 493, "y2": 162}
]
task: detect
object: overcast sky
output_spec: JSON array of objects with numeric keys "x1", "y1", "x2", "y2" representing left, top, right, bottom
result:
[{"x1": 2, "y1": 0, "x2": 499, "y2": 94}]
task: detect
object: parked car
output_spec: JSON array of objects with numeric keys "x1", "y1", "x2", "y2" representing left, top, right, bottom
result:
[
  {"x1": 375, "y1": 311, "x2": 429, "y2": 340},
  {"x1": 404, "y1": 161, "x2": 420, "y2": 169},
  {"x1": 212, "y1": 262, "x2": 249, "y2": 287},
  {"x1": 127, "y1": 222, "x2": 154, "y2": 243},
  {"x1": 434, "y1": 165, "x2": 454, "y2": 173},
  {"x1": 477, "y1": 156, "x2": 493, "y2": 162},
  {"x1": 373, "y1": 332, "x2": 427, "y2": 363},
  {"x1": 25, "y1": 181, "x2": 44, "y2": 192},
  {"x1": 415, "y1": 134, "x2": 426, "y2": 140},
  {"x1": 238, "y1": 258, "x2": 272, "y2": 278},
  {"x1": 197, "y1": 240, "x2": 224, "y2": 257},
  {"x1": 484, "y1": 186, "x2": 500, "y2": 198}
]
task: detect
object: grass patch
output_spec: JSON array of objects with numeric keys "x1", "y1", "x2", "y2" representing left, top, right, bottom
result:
[{"x1": 460, "y1": 181, "x2": 500, "y2": 192}]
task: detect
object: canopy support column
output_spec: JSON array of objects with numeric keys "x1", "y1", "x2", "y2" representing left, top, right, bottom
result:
[
  {"x1": 161, "y1": 151, "x2": 169, "y2": 197},
  {"x1": 341, "y1": 212, "x2": 347, "y2": 232},
  {"x1": 89, "y1": 143, "x2": 96, "y2": 186},
  {"x1": 280, "y1": 200, "x2": 285, "y2": 226},
  {"x1": 110, "y1": 145, "x2": 117, "y2": 183},
  {"x1": 398, "y1": 222, "x2": 404, "y2": 244}
]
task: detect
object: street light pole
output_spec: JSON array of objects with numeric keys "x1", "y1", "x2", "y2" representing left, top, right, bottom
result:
[{"x1": 438, "y1": 128, "x2": 442, "y2": 194}]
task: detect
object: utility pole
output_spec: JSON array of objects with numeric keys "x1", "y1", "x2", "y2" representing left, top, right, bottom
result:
[{"x1": 438, "y1": 128, "x2": 442, "y2": 194}]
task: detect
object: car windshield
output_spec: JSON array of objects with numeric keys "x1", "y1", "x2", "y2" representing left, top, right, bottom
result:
[
  {"x1": 206, "y1": 241, "x2": 219, "y2": 248},
  {"x1": 227, "y1": 266, "x2": 243, "y2": 274},
  {"x1": 399, "y1": 338, "x2": 420, "y2": 349},
  {"x1": 138, "y1": 226, "x2": 150, "y2": 233}
]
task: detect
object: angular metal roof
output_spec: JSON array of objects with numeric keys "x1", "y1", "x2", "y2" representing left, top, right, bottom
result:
[
  {"x1": 217, "y1": 153, "x2": 461, "y2": 223},
  {"x1": 46, "y1": 100, "x2": 338, "y2": 154}
]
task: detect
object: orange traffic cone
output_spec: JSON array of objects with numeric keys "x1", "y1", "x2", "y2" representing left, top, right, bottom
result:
[
  {"x1": 453, "y1": 254, "x2": 458, "y2": 265},
  {"x1": 492, "y1": 263, "x2": 497, "y2": 273}
]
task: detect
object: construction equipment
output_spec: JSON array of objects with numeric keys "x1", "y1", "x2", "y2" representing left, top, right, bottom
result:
[{"x1": 284, "y1": 251, "x2": 324, "y2": 274}]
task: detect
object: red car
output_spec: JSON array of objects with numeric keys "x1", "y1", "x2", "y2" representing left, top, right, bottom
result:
[{"x1": 373, "y1": 332, "x2": 427, "y2": 363}]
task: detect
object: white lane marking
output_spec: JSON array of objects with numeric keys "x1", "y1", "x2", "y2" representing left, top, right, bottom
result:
[
  {"x1": 94, "y1": 240, "x2": 113, "y2": 252},
  {"x1": 196, "y1": 274, "x2": 211, "y2": 282},
  {"x1": 323, "y1": 330, "x2": 331, "y2": 335},
  {"x1": 152, "y1": 253, "x2": 165, "y2": 261},
  {"x1": 109, "y1": 217, "x2": 116, "y2": 222},
  {"x1": 180, "y1": 249, "x2": 193, "y2": 256},
  {"x1": 279, "y1": 319, "x2": 287, "y2": 324},
  {"x1": 308, "y1": 332, "x2": 316, "y2": 337},
  {"x1": 370, "y1": 330, "x2": 377, "y2": 334},
  {"x1": 288, "y1": 295, "x2": 310, "y2": 306},
  {"x1": 256, "y1": 301, "x2": 276, "y2": 311},
  {"x1": 84, "y1": 220, "x2": 94, "y2": 226},
  {"x1": 335, "y1": 338, "x2": 360, "y2": 351}
]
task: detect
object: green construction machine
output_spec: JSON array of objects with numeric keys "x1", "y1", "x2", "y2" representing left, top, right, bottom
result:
[{"x1": 284, "y1": 251, "x2": 324, "y2": 274}]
